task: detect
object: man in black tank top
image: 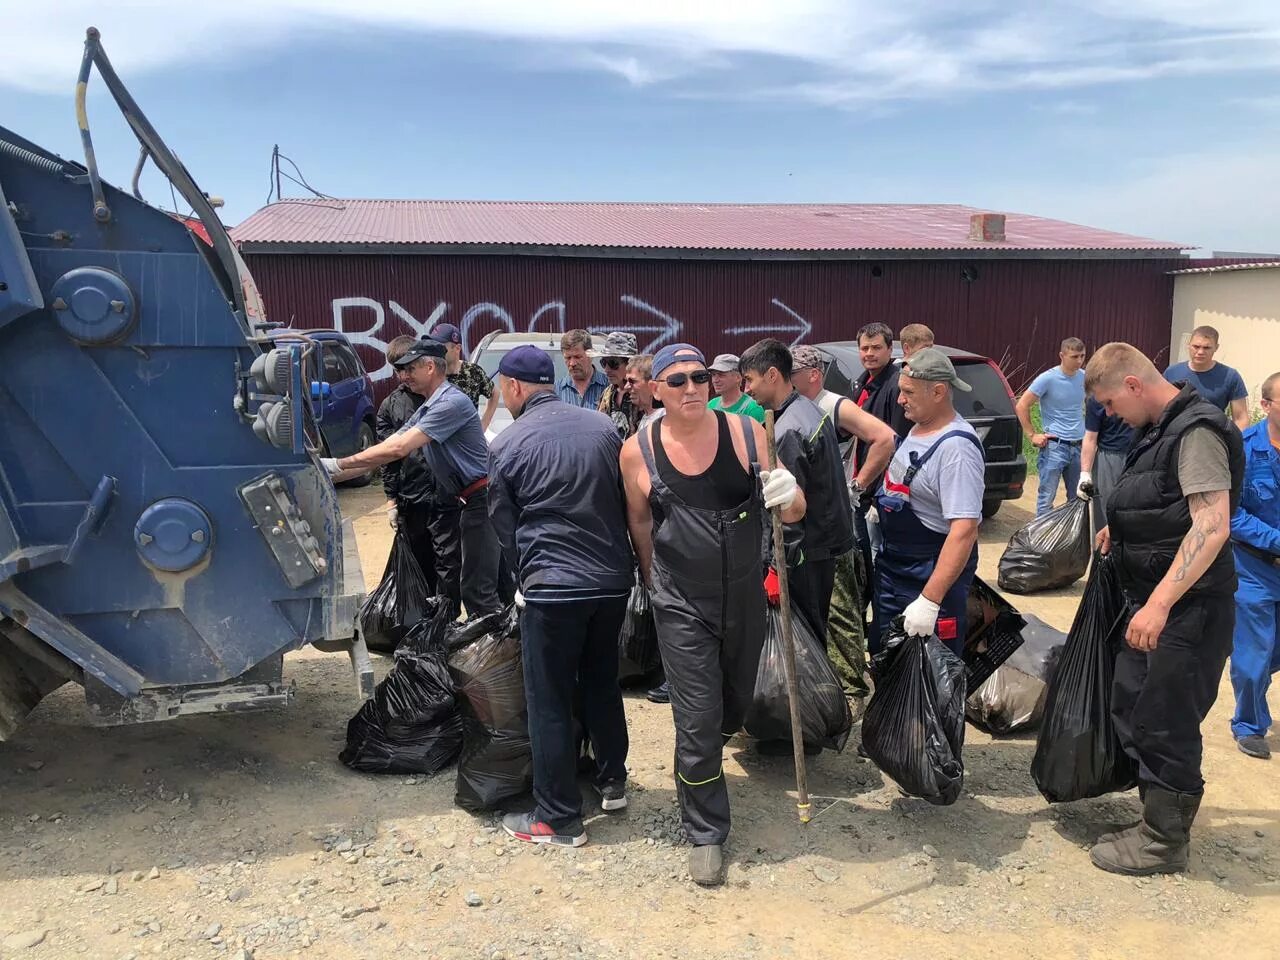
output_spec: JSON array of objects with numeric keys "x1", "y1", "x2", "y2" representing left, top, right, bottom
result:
[{"x1": 620, "y1": 343, "x2": 805, "y2": 886}]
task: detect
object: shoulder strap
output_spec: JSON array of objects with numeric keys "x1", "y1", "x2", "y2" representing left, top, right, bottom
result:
[
  {"x1": 636, "y1": 420, "x2": 670, "y2": 496},
  {"x1": 902, "y1": 429, "x2": 983, "y2": 485},
  {"x1": 735, "y1": 414, "x2": 759, "y2": 470}
]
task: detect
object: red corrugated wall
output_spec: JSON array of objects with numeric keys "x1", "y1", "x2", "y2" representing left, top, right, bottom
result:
[{"x1": 241, "y1": 252, "x2": 1183, "y2": 400}]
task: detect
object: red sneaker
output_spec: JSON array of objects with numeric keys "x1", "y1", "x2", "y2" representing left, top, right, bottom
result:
[{"x1": 501, "y1": 812, "x2": 586, "y2": 847}]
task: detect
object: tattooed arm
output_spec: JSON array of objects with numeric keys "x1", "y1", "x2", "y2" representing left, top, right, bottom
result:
[{"x1": 1125, "y1": 489, "x2": 1231, "y2": 651}]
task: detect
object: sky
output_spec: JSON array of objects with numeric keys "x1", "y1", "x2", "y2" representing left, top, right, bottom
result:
[{"x1": 5, "y1": 1, "x2": 1280, "y2": 254}]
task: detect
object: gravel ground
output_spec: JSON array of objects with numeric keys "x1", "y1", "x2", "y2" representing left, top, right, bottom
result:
[{"x1": 1, "y1": 482, "x2": 1279, "y2": 960}]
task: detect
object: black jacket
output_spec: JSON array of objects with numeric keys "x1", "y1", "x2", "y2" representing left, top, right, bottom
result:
[
  {"x1": 376, "y1": 385, "x2": 437, "y2": 507},
  {"x1": 775, "y1": 390, "x2": 855, "y2": 563},
  {"x1": 1107, "y1": 386, "x2": 1244, "y2": 601},
  {"x1": 854, "y1": 363, "x2": 912, "y2": 466},
  {"x1": 487, "y1": 391, "x2": 634, "y2": 598}
]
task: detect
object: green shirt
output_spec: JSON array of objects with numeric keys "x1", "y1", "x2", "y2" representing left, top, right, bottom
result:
[{"x1": 709, "y1": 393, "x2": 766, "y2": 423}]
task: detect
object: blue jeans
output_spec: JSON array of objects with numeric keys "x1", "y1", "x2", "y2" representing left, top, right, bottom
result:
[
  {"x1": 520, "y1": 595, "x2": 629, "y2": 829},
  {"x1": 1036, "y1": 440, "x2": 1081, "y2": 516}
]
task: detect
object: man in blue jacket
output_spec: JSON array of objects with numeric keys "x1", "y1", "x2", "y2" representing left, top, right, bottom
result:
[
  {"x1": 1229, "y1": 371, "x2": 1280, "y2": 760},
  {"x1": 486, "y1": 346, "x2": 635, "y2": 847}
]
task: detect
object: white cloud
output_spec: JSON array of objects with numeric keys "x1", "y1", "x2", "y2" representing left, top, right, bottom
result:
[{"x1": 6, "y1": 1, "x2": 1280, "y2": 105}]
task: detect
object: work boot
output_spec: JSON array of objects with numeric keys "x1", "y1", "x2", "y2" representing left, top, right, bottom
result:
[
  {"x1": 1090, "y1": 787, "x2": 1200, "y2": 876},
  {"x1": 1095, "y1": 783, "x2": 1147, "y2": 846},
  {"x1": 1237, "y1": 735, "x2": 1271, "y2": 760},
  {"x1": 689, "y1": 844, "x2": 724, "y2": 886}
]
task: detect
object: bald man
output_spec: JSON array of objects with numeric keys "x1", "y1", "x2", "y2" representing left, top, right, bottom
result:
[{"x1": 1087, "y1": 342, "x2": 1243, "y2": 877}]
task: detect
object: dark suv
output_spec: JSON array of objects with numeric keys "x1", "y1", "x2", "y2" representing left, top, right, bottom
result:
[{"x1": 815, "y1": 341, "x2": 1027, "y2": 518}]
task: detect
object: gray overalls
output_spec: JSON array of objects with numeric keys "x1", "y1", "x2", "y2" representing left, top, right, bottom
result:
[{"x1": 637, "y1": 414, "x2": 766, "y2": 845}]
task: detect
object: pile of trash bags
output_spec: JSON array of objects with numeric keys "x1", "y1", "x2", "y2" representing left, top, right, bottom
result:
[
  {"x1": 1031, "y1": 552, "x2": 1138, "y2": 802},
  {"x1": 965, "y1": 615, "x2": 1067, "y2": 735},
  {"x1": 359, "y1": 529, "x2": 436, "y2": 653},
  {"x1": 618, "y1": 572, "x2": 662, "y2": 684},
  {"x1": 340, "y1": 601, "x2": 536, "y2": 815},
  {"x1": 998, "y1": 497, "x2": 1092, "y2": 594},
  {"x1": 862, "y1": 619, "x2": 967, "y2": 805},
  {"x1": 448, "y1": 608, "x2": 534, "y2": 812},
  {"x1": 340, "y1": 598, "x2": 463, "y2": 774},
  {"x1": 745, "y1": 601, "x2": 852, "y2": 752}
]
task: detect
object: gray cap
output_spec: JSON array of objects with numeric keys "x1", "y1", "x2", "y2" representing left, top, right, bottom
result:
[
  {"x1": 709, "y1": 353, "x2": 740, "y2": 373},
  {"x1": 901, "y1": 347, "x2": 971, "y2": 392},
  {"x1": 596, "y1": 331, "x2": 638, "y2": 359}
]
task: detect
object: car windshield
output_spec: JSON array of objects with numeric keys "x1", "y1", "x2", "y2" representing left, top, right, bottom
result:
[
  {"x1": 822, "y1": 348, "x2": 1013, "y2": 418},
  {"x1": 474, "y1": 347, "x2": 572, "y2": 384}
]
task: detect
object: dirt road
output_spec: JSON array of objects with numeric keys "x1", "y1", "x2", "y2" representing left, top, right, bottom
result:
[{"x1": 1, "y1": 484, "x2": 1278, "y2": 960}]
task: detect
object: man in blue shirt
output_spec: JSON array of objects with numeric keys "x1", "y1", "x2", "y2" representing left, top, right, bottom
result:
[
  {"x1": 1017, "y1": 338, "x2": 1088, "y2": 515},
  {"x1": 322, "y1": 338, "x2": 502, "y2": 617},
  {"x1": 1228, "y1": 371, "x2": 1280, "y2": 760},
  {"x1": 487, "y1": 345, "x2": 635, "y2": 847},
  {"x1": 1078, "y1": 396, "x2": 1134, "y2": 520},
  {"x1": 1164, "y1": 325, "x2": 1251, "y2": 431},
  {"x1": 555, "y1": 329, "x2": 608, "y2": 409}
]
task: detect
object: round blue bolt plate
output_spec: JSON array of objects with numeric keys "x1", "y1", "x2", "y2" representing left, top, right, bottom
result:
[
  {"x1": 49, "y1": 267, "x2": 138, "y2": 345},
  {"x1": 134, "y1": 499, "x2": 213, "y2": 572}
]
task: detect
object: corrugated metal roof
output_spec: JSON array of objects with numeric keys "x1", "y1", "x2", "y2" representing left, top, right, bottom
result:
[
  {"x1": 1170, "y1": 260, "x2": 1280, "y2": 275},
  {"x1": 231, "y1": 200, "x2": 1185, "y2": 253}
]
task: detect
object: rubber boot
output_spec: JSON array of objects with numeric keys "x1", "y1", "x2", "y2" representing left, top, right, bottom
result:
[
  {"x1": 1096, "y1": 782, "x2": 1147, "y2": 846},
  {"x1": 1090, "y1": 787, "x2": 1200, "y2": 876}
]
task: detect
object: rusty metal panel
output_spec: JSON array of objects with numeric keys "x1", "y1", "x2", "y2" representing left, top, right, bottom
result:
[{"x1": 243, "y1": 252, "x2": 1185, "y2": 399}]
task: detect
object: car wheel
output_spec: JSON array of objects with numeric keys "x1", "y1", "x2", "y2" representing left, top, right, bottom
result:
[
  {"x1": 338, "y1": 422, "x2": 376, "y2": 488},
  {"x1": 981, "y1": 499, "x2": 1002, "y2": 520}
]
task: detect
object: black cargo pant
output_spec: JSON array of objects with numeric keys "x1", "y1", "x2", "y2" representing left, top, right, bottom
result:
[
  {"x1": 1112, "y1": 595, "x2": 1234, "y2": 795},
  {"x1": 397, "y1": 500, "x2": 438, "y2": 595},
  {"x1": 521, "y1": 596, "x2": 630, "y2": 829},
  {"x1": 427, "y1": 491, "x2": 502, "y2": 617}
]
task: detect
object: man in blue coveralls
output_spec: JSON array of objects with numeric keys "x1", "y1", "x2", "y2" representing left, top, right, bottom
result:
[{"x1": 1229, "y1": 371, "x2": 1280, "y2": 760}]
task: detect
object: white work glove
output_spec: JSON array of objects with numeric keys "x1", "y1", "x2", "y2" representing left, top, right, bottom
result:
[
  {"x1": 387, "y1": 505, "x2": 399, "y2": 530},
  {"x1": 1076, "y1": 471, "x2": 1093, "y2": 500},
  {"x1": 903, "y1": 595, "x2": 941, "y2": 638},
  {"x1": 514, "y1": 590, "x2": 526, "y2": 610},
  {"x1": 760, "y1": 467, "x2": 799, "y2": 510},
  {"x1": 319, "y1": 457, "x2": 342, "y2": 478}
]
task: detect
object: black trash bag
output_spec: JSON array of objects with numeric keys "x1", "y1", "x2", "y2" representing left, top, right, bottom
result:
[
  {"x1": 862, "y1": 620, "x2": 967, "y2": 805},
  {"x1": 745, "y1": 603, "x2": 852, "y2": 752},
  {"x1": 965, "y1": 615, "x2": 1067, "y2": 735},
  {"x1": 448, "y1": 606, "x2": 533, "y2": 812},
  {"x1": 618, "y1": 573, "x2": 661, "y2": 685},
  {"x1": 997, "y1": 497, "x2": 1092, "y2": 594},
  {"x1": 359, "y1": 528, "x2": 435, "y2": 653},
  {"x1": 1031, "y1": 552, "x2": 1138, "y2": 802},
  {"x1": 339, "y1": 600, "x2": 463, "y2": 774}
]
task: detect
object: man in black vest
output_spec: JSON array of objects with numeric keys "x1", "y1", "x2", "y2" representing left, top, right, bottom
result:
[{"x1": 1087, "y1": 342, "x2": 1244, "y2": 877}]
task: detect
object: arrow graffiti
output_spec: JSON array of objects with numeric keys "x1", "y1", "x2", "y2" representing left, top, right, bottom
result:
[
  {"x1": 723, "y1": 298, "x2": 813, "y2": 346},
  {"x1": 589, "y1": 295, "x2": 683, "y2": 354}
]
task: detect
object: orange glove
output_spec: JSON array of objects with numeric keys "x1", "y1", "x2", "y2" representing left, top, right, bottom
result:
[{"x1": 764, "y1": 568, "x2": 781, "y2": 606}]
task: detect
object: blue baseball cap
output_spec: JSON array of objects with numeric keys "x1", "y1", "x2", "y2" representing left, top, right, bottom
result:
[
  {"x1": 494, "y1": 344, "x2": 555, "y2": 385},
  {"x1": 652, "y1": 343, "x2": 707, "y2": 380},
  {"x1": 428, "y1": 323, "x2": 462, "y2": 345}
]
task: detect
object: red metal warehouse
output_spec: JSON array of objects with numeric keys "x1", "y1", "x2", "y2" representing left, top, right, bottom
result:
[{"x1": 231, "y1": 200, "x2": 1191, "y2": 397}]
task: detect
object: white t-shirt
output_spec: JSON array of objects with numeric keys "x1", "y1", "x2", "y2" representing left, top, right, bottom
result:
[{"x1": 884, "y1": 415, "x2": 985, "y2": 534}]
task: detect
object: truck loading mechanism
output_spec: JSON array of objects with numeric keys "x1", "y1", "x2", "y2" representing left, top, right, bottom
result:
[{"x1": 0, "y1": 28, "x2": 371, "y2": 738}]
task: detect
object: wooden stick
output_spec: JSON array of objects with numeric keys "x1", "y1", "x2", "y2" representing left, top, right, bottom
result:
[{"x1": 764, "y1": 410, "x2": 811, "y2": 824}]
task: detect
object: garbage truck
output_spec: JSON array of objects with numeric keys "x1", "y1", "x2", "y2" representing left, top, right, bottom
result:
[{"x1": 0, "y1": 28, "x2": 370, "y2": 738}]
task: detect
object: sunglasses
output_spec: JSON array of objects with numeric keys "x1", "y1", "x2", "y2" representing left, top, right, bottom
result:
[
  {"x1": 624, "y1": 375, "x2": 648, "y2": 386},
  {"x1": 658, "y1": 370, "x2": 712, "y2": 388},
  {"x1": 600, "y1": 357, "x2": 627, "y2": 370}
]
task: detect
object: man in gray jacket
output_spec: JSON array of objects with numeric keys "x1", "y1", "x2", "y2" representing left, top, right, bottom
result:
[{"x1": 487, "y1": 346, "x2": 635, "y2": 848}]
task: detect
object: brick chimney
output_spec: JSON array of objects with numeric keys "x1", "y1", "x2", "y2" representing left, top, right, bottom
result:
[{"x1": 968, "y1": 212, "x2": 1007, "y2": 242}]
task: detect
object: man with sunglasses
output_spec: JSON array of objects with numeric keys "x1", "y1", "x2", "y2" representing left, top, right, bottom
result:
[
  {"x1": 596, "y1": 332, "x2": 639, "y2": 439},
  {"x1": 620, "y1": 343, "x2": 804, "y2": 886},
  {"x1": 321, "y1": 338, "x2": 502, "y2": 618},
  {"x1": 741, "y1": 339, "x2": 858, "y2": 647}
]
